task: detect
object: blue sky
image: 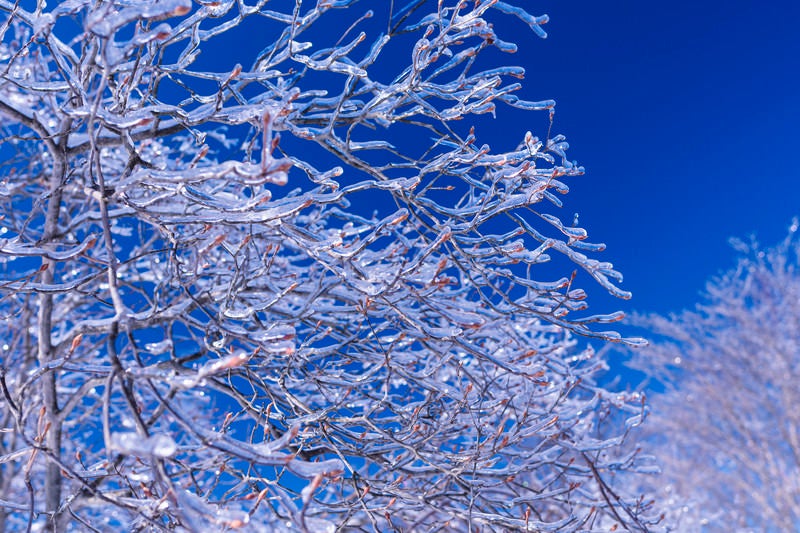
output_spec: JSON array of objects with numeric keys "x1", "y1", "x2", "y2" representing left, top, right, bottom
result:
[{"x1": 522, "y1": 1, "x2": 800, "y2": 316}]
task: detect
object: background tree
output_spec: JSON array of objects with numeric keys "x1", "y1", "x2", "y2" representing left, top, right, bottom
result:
[
  {"x1": 0, "y1": 1, "x2": 659, "y2": 531},
  {"x1": 630, "y1": 222, "x2": 800, "y2": 531}
]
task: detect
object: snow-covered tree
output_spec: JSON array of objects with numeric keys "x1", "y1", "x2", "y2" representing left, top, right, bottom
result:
[
  {"x1": 631, "y1": 222, "x2": 800, "y2": 531},
  {"x1": 0, "y1": 1, "x2": 659, "y2": 531}
]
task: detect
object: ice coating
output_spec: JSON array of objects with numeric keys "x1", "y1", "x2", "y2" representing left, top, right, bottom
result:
[
  {"x1": 0, "y1": 0, "x2": 655, "y2": 531},
  {"x1": 110, "y1": 432, "x2": 178, "y2": 458}
]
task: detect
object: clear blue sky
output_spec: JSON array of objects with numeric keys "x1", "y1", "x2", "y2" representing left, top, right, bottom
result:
[{"x1": 522, "y1": 1, "x2": 800, "y2": 315}]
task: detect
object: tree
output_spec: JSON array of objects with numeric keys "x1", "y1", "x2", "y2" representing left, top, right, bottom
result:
[
  {"x1": 631, "y1": 222, "x2": 800, "y2": 531},
  {"x1": 0, "y1": 1, "x2": 659, "y2": 531}
]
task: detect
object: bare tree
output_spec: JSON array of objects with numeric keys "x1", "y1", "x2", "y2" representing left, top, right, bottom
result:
[
  {"x1": 0, "y1": 1, "x2": 659, "y2": 531},
  {"x1": 631, "y1": 222, "x2": 800, "y2": 531}
]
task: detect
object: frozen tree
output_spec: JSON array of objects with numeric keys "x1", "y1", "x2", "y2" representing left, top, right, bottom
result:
[
  {"x1": 0, "y1": 1, "x2": 659, "y2": 531},
  {"x1": 631, "y1": 222, "x2": 800, "y2": 531}
]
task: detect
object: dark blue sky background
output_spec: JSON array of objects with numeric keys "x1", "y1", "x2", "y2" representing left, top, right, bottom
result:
[{"x1": 523, "y1": 1, "x2": 800, "y2": 316}]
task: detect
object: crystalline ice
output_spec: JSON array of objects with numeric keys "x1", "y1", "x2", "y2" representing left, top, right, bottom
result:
[{"x1": 110, "y1": 432, "x2": 177, "y2": 458}]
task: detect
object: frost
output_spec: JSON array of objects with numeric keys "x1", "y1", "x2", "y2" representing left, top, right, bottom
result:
[{"x1": 632, "y1": 229, "x2": 800, "y2": 530}]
